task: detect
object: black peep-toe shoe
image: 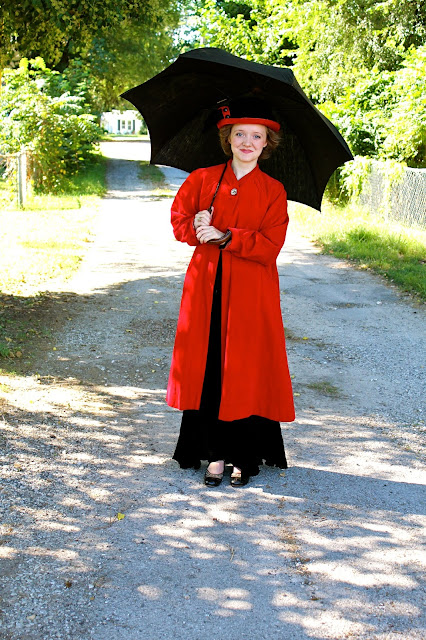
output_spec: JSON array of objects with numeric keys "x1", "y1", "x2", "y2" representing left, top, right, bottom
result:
[
  {"x1": 204, "y1": 469, "x2": 224, "y2": 487},
  {"x1": 230, "y1": 470, "x2": 249, "y2": 487}
]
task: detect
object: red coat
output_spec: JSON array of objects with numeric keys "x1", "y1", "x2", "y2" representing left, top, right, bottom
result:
[{"x1": 166, "y1": 161, "x2": 295, "y2": 423}]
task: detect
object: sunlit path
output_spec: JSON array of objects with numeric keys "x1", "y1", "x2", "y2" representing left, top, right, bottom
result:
[{"x1": 0, "y1": 141, "x2": 424, "y2": 640}]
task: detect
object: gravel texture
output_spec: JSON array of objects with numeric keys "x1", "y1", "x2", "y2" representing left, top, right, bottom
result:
[{"x1": 0, "y1": 140, "x2": 425, "y2": 640}]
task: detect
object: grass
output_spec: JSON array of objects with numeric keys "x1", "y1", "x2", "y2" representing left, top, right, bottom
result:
[
  {"x1": 0, "y1": 208, "x2": 96, "y2": 295},
  {"x1": 138, "y1": 161, "x2": 174, "y2": 197},
  {"x1": 289, "y1": 201, "x2": 426, "y2": 301},
  {"x1": 0, "y1": 155, "x2": 107, "y2": 211},
  {"x1": 102, "y1": 134, "x2": 149, "y2": 141},
  {"x1": 306, "y1": 381, "x2": 342, "y2": 397},
  {"x1": 139, "y1": 161, "x2": 166, "y2": 184},
  {"x1": 0, "y1": 158, "x2": 106, "y2": 296},
  {"x1": 0, "y1": 157, "x2": 107, "y2": 363},
  {"x1": 24, "y1": 156, "x2": 107, "y2": 211}
]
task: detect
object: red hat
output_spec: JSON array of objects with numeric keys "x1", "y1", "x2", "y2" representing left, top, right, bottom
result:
[{"x1": 216, "y1": 97, "x2": 281, "y2": 132}]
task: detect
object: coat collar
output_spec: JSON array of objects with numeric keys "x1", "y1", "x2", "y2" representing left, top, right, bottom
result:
[{"x1": 224, "y1": 158, "x2": 261, "y2": 185}]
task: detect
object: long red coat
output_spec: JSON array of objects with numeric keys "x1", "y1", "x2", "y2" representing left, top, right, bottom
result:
[{"x1": 166, "y1": 160, "x2": 295, "y2": 423}]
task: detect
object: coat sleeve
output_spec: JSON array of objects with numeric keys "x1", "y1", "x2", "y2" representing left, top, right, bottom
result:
[
  {"x1": 223, "y1": 184, "x2": 289, "y2": 265},
  {"x1": 171, "y1": 170, "x2": 202, "y2": 246}
]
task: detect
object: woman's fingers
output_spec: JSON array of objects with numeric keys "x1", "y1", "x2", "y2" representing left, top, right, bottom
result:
[
  {"x1": 196, "y1": 225, "x2": 223, "y2": 243},
  {"x1": 196, "y1": 226, "x2": 213, "y2": 243},
  {"x1": 194, "y1": 210, "x2": 213, "y2": 230}
]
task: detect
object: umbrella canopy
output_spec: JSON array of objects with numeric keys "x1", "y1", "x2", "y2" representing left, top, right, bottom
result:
[{"x1": 121, "y1": 47, "x2": 353, "y2": 211}]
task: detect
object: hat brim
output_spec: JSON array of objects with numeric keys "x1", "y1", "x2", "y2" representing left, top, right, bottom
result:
[{"x1": 216, "y1": 117, "x2": 281, "y2": 132}]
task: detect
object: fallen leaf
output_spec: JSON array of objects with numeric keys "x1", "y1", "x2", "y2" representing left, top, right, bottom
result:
[
  {"x1": 65, "y1": 580, "x2": 73, "y2": 588},
  {"x1": 117, "y1": 512, "x2": 125, "y2": 520},
  {"x1": 294, "y1": 392, "x2": 300, "y2": 396}
]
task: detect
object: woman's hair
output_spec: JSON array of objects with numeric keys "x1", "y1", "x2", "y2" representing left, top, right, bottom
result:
[{"x1": 218, "y1": 124, "x2": 282, "y2": 160}]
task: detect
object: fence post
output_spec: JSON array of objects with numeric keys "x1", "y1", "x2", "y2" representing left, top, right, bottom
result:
[{"x1": 16, "y1": 149, "x2": 27, "y2": 208}]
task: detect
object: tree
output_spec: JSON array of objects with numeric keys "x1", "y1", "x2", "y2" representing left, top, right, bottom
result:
[
  {"x1": 380, "y1": 45, "x2": 426, "y2": 166},
  {"x1": 190, "y1": 0, "x2": 426, "y2": 100},
  {"x1": 0, "y1": 0, "x2": 178, "y2": 70},
  {"x1": 194, "y1": 0, "x2": 296, "y2": 65},
  {"x1": 0, "y1": 0, "x2": 180, "y2": 110},
  {"x1": 89, "y1": 19, "x2": 182, "y2": 111},
  {"x1": 284, "y1": 0, "x2": 426, "y2": 102},
  {"x1": 0, "y1": 58, "x2": 102, "y2": 191},
  {"x1": 186, "y1": 0, "x2": 426, "y2": 165}
]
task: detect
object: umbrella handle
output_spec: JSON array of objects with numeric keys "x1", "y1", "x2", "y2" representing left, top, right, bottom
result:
[{"x1": 208, "y1": 163, "x2": 227, "y2": 215}]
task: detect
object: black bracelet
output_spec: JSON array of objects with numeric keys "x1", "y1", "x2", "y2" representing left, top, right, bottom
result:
[
  {"x1": 219, "y1": 233, "x2": 232, "y2": 249},
  {"x1": 208, "y1": 229, "x2": 232, "y2": 246}
]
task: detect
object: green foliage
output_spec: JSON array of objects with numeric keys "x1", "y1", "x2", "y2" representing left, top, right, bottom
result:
[
  {"x1": 188, "y1": 1, "x2": 426, "y2": 167},
  {"x1": 339, "y1": 157, "x2": 373, "y2": 200},
  {"x1": 46, "y1": 59, "x2": 104, "y2": 115},
  {"x1": 0, "y1": 59, "x2": 102, "y2": 193},
  {"x1": 319, "y1": 72, "x2": 394, "y2": 158},
  {"x1": 0, "y1": 0, "x2": 179, "y2": 70},
  {"x1": 0, "y1": 0, "x2": 180, "y2": 111},
  {"x1": 337, "y1": 157, "x2": 410, "y2": 217},
  {"x1": 195, "y1": 0, "x2": 296, "y2": 65},
  {"x1": 319, "y1": 45, "x2": 426, "y2": 166},
  {"x1": 285, "y1": 0, "x2": 426, "y2": 103},
  {"x1": 98, "y1": 19, "x2": 181, "y2": 110},
  {"x1": 191, "y1": 0, "x2": 426, "y2": 98},
  {"x1": 381, "y1": 46, "x2": 426, "y2": 166}
]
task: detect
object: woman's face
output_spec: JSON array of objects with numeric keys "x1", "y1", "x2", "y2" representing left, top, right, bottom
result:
[{"x1": 229, "y1": 123, "x2": 268, "y2": 164}]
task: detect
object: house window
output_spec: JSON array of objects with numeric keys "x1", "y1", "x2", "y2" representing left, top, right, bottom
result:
[
  {"x1": 121, "y1": 120, "x2": 126, "y2": 130},
  {"x1": 127, "y1": 121, "x2": 132, "y2": 131}
]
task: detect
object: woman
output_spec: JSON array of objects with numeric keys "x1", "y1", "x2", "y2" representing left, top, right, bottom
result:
[{"x1": 166, "y1": 97, "x2": 295, "y2": 487}]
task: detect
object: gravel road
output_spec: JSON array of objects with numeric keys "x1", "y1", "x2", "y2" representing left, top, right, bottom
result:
[{"x1": 0, "y1": 140, "x2": 425, "y2": 640}]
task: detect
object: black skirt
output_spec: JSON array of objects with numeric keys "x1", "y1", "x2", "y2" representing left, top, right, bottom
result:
[{"x1": 172, "y1": 254, "x2": 288, "y2": 477}]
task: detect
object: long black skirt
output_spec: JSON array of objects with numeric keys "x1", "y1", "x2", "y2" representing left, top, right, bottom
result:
[{"x1": 172, "y1": 254, "x2": 288, "y2": 477}]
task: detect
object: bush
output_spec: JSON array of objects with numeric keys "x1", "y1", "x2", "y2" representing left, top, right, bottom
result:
[
  {"x1": 319, "y1": 45, "x2": 426, "y2": 168},
  {"x1": 0, "y1": 58, "x2": 102, "y2": 192}
]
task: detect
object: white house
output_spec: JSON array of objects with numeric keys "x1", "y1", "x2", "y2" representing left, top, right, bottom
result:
[{"x1": 101, "y1": 110, "x2": 143, "y2": 135}]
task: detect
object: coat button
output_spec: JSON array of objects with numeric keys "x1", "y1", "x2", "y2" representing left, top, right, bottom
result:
[{"x1": 230, "y1": 188, "x2": 238, "y2": 195}]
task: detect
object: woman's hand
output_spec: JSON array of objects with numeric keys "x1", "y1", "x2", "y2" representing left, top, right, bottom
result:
[
  {"x1": 193, "y1": 209, "x2": 212, "y2": 231},
  {"x1": 196, "y1": 224, "x2": 225, "y2": 244}
]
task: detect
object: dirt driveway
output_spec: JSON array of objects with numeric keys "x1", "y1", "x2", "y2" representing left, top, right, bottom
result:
[{"x1": 0, "y1": 141, "x2": 425, "y2": 640}]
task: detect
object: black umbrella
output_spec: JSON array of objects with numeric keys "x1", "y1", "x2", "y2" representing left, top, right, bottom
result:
[{"x1": 121, "y1": 47, "x2": 353, "y2": 211}]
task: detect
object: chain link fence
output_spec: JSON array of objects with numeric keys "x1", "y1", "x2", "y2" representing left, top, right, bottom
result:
[
  {"x1": 358, "y1": 161, "x2": 426, "y2": 229},
  {"x1": 0, "y1": 149, "x2": 29, "y2": 208}
]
